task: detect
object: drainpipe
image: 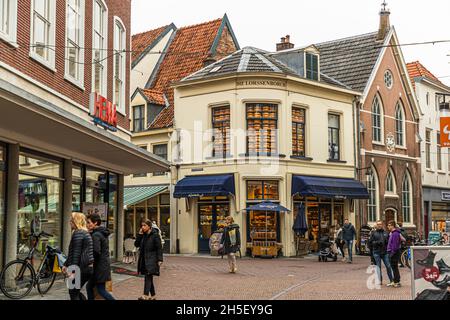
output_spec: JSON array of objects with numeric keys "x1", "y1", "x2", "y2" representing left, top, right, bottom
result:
[{"x1": 353, "y1": 96, "x2": 363, "y2": 234}]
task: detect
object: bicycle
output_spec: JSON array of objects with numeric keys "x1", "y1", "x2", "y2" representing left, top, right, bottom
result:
[
  {"x1": 401, "y1": 235, "x2": 446, "y2": 270},
  {"x1": 0, "y1": 232, "x2": 65, "y2": 300}
]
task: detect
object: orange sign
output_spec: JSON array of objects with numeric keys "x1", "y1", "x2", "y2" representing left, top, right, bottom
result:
[{"x1": 441, "y1": 117, "x2": 450, "y2": 147}]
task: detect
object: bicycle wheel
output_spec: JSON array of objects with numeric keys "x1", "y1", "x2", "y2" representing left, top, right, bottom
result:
[
  {"x1": 0, "y1": 260, "x2": 35, "y2": 300},
  {"x1": 36, "y1": 258, "x2": 57, "y2": 295},
  {"x1": 400, "y1": 249, "x2": 408, "y2": 268}
]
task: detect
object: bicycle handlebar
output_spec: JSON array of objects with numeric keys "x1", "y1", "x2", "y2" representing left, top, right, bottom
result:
[{"x1": 31, "y1": 231, "x2": 54, "y2": 239}]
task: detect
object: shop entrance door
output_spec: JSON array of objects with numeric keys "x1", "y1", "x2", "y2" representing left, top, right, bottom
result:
[
  {"x1": 198, "y1": 203, "x2": 229, "y2": 253},
  {"x1": 318, "y1": 204, "x2": 332, "y2": 239},
  {"x1": 385, "y1": 209, "x2": 397, "y2": 225}
]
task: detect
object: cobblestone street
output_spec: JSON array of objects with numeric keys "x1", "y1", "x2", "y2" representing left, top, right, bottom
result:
[{"x1": 1, "y1": 255, "x2": 411, "y2": 300}]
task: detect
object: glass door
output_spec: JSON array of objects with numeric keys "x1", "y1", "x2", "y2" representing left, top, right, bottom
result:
[
  {"x1": 198, "y1": 203, "x2": 229, "y2": 253},
  {"x1": 319, "y1": 204, "x2": 332, "y2": 239}
]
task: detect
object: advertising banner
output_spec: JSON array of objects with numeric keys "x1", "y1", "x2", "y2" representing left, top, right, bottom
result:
[
  {"x1": 411, "y1": 246, "x2": 450, "y2": 300},
  {"x1": 441, "y1": 116, "x2": 450, "y2": 147},
  {"x1": 82, "y1": 203, "x2": 108, "y2": 227}
]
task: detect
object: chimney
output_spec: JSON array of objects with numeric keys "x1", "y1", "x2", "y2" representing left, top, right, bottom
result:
[
  {"x1": 377, "y1": 2, "x2": 391, "y2": 41},
  {"x1": 276, "y1": 35, "x2": 294, "y2": 52}
]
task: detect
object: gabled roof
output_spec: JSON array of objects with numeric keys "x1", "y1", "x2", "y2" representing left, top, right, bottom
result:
[
  {"x1": 181, "y1": 47, "x2": 353, "y2": 90},
  {"x1": 146, "y1": 15, "x2": 239, "y2": 129},
  {"x1": 406, "y1": 61, "x2": 449, "y2": 90},
  {"x1": 315, "y1": 31, "x2": 384, "y2": 92},
  {"x1": 140, "y1": 89, "x2": 167, "y2": 106},
  {"x1": 131, "y1": 24, "x2": 176, "y2": 67}
]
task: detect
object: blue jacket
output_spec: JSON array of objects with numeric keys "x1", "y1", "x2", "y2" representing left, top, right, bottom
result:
[{"x1": 342, "y1": 223, "x2": 356, "y2": 241}]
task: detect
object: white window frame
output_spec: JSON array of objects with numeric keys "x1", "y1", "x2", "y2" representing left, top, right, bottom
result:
[
  {"x1": 402, "y1": 172, "x2": 413, "y2": 225},
  {"x1": 0, "y1": 0, "x2": 17, "y2": 45},
  {"x1": 437, "y1": 131, "x2": 442, "y2": 171},
  {"x1": 385, "y1": 167, "x2": 397, "y2": 195},
  {"x1": 426, "y1": 129, "x2": 432, "y2": 170},
  {"x1": 113, "y1": 16, "x2": 126, "y2": 115},
  {"x1": 64, "y1": 0, "x2": 85, "y2": 89},
  {"x1": 371, "y1": 94, "x2": 384, "y2": 144},
  {"x1": 91, "y1": 0, "x2": 108, "y2": 97},
  {"x1": 367, "y1": 167, "x2": 380, "y2": 224},
  {"x1": 29, "y1": 0, "x2": 56, "y2": 70},
  {"x1": 395, "y1": 101, "x2": 406, "y2": 147}
]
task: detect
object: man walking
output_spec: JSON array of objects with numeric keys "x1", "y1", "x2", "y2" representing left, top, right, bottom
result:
[
  {"x1": 342, "y1": 219, "x2": 356, "y2": 263},
  {"x1": 387, "y1": 221, "x2": 402, "y2": 288},
  {"x1": 368, "y1": 220, "x2": 394, "y2": 286}
]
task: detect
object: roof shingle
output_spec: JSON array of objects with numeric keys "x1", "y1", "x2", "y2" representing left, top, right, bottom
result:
[
  {"x1": 406, "y1": 61, "x2": 446, "y2": 89},
  {"x1": 140, "y1": 89, "x2": 166, "y2": 106},
  {"x1": 132, "y1": 25, "x2": 169, "y2": 63}
]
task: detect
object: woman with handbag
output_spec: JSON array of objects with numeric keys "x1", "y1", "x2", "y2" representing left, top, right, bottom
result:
[
  {"x1": 86, "y1": 213, "x2": 115, "y2": 300},
  {"x1": 63, "y1": 212, "x2": 94, "y2": 300},
  {"x1": 135, "y1": 220, "x2": 163, "y2": 300},
  {"x1": 221, "y1": 216, "x2": 241, "y2": 273}
]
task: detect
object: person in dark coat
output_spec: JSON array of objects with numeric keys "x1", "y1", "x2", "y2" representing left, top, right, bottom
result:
[
  {"x1": 342, "y1": 219, "x2": 357, "y2": 263},
  {"x1": 135, "y1": 220, "x2": 163, "y2": 300},
  {"x1": 63, "y1": 212, "x2": 94, "y2": 301},
  {"x1": 86, "y1": 213, "x2": 115, "y2": 300},
  {"x1": 221, "y1": 216, "x2": 241, "y2": 273},
  {"x1": 368, "y1": 220, "x2": 394, "y2": 286}
]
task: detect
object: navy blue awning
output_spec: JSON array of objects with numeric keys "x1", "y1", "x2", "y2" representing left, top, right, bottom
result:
[
  {"x1": 174, "y1": 174, "x2": 235, "y2": 199},
  {"x1": 292, "y1": 175, "x2": 369, "y2": 200},
  {"x1": 245, "y1": 202, "x2": 290, "y2": 212}
]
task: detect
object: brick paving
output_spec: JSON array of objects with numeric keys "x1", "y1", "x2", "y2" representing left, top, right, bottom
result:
[{"x1": 0, "y1": 255, "x2": 412, "y2": 300}]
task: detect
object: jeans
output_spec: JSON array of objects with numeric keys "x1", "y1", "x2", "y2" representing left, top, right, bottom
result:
[
  {"x1": 345, "y1": 240, "x2": 353, "y2": 261},
  {"x1": 390, "y1": 251, "x2": 401, "y2": 284},
  {"x1": 372, "y1": 252, "x2": 394, "y2": 284},
  {"x1": 86, "y1": 278, "x2": 115, "y2": 300},
  {"x1": 227, "y1": 253, "x2": 237, "y2": 272},
  {"x1": 337, "y1": 240, "x2": 345, "y2": 258},
  {"x1": 68, "y1": 269, "x2": 92, "y2": 301},
  {"x1": 144, "y1": 275, "x2": 156, "y2": 297}
]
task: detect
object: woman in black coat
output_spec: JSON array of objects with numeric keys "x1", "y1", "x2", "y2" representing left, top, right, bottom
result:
[
  {"x1": 86, "y1": 213, "x2": 115, "y2": 300},
  {"x1": 63, "y1": 212, "x2": 94, "y2": 300},
  {"x1": 135, "y1": 220, "x2": 163, "y2": 300}
]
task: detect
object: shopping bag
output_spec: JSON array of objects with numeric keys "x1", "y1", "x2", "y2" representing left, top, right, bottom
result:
[{"x1": 53, "y1": 256, "x2": 62, "y2": 273}]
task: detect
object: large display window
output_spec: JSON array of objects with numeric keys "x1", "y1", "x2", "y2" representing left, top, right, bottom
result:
[
  {"x1": 0, "y1": 145, "x2": 5, "y2": 267},
  {"x1": 198, "y1": 196, "x2": 229, "y2": 253},
  {"x1": 18, "y1": 152, "x2": 63, "y2": 256}
]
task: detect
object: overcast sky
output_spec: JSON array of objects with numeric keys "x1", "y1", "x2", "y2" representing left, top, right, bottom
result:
[{"x1": 132, "y1": 0, "x2": 450, "y2": 85}]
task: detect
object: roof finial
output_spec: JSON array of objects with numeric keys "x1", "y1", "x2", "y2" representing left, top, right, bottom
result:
[{"x1": 381, "y1": 1, "x2": 388, "y2": 12}]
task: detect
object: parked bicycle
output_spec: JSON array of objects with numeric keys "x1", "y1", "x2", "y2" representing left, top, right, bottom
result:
[
  {"x1": 400, "y1": 233, "x2": 448, "y2": 269},
  {"x1": 0, "y1": 232, "x2": 65, "y2": 300}
]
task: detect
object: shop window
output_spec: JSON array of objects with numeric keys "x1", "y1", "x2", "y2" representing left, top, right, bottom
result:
[
  {"x1": 437, "y1": 132, "x2": 442, "y2": 171},
  {"x1": 65, "y1": 0, "x2": 84, "y2": 85},
  {"x1": 328, "y1": 114, "x2": 340, "y2": 160},
  {"x1": 72, "y1": 164, "x2": 83, "y2": 212},
  {"x1": 246, "y1": 104, "x2": 278, "y2": 155},
  {"x1": 402, "y1": 173, "x2": 412, "y2": 224},
  {"x1": 85, "y1": 168, "x2": 107, "y2": 204},
  {"x1": 92, "y1": 0, "x2": 107, "y2": 96},
  {"x1": 426, "y1": 129, "x2": 432, "y2": 169},
  {"x1": 153, "y1": 144, "x2": 168, "y2": 176},
  {"x1": 113, "y1": 18, "x2": 126, "y2": 114},
  {"x1": 108, "y1": 173, "x2": 118, "y2": 257},
  {"x1": 212, "y1": 106, "x2": 231, "y2": 158},
  {"x1": 160, "y1": 193, "x2": 170, "y2": 205},
  {"x1": 372, "y1": 95, "x2": 383, "y2": 143},
  {"x1": 305, "y1": 53, "x2": 319, "y2": 81},
  {"x1": 247, "y1": 181, "x2": 279, "y2": 201},
  {"x1": 30, "y1": 0, "x2": 56, "y2": 68},
  {"x1": 395, "y1": 102, "x2": 405, "y2": 147},
  {"x1": 292, "y1": 107, "x2": 306, "y2": 157},
  {"x1": 0, "y1": 145, "x2": 5, "y2": 267}
]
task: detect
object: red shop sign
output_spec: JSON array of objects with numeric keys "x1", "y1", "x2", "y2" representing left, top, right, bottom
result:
[
  {"x1": 89, "y1": 92, "x2": 118, "y2": 132},
  {"x1": 441, "y1": 117, "x2": 450, "y2": 147}
]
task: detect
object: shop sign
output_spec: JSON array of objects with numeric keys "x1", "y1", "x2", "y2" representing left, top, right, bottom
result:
[
  {"x1": 442, "y1": 192, "x2": 450, "y2": 201},
  {"x1": 236, "y1": 79, "x2": 287, "y2": 88},
  {"x1": 441, "y1": 117, "x2": 450, "y2": 147},
  {"x1": 89, "y1": 93, "x2": 118, "y2": 132},
  {"x1": 411, "y1": 247, "x2": 450, "y2": 300}
]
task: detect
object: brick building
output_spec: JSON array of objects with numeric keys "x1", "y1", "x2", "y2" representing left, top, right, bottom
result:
[{"x1": 0, "y1": 0, "x2": 168, "y2": 267}]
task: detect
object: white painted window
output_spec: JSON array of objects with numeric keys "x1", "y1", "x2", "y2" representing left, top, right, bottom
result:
[
  {"x1": 426, "y1": 129, "x2": 432, "y2": 169},
  {"x1": 372, "y1": 95, "x2": 383, "y2": 143},
  {"x1": 113, "y1": 17, "x2": 126, "y2": 114},
  {"x1": 65, "y1": 0, "x2": 85, "y2": 86},
  {"x1": 30, "y1": 0, "x2": 56, "y2": 69},
  {"x1": 367, "y1": 168, "x2": 379, "y2": 223},
  {"x1": 386, "y1": 168, "x2": 396, "y2": 194},
  {"x1": 402, "y1": 172, "x2": 412, "y2": 224},
  {"x1": 437, "y1": 132, "x2": 442, "y2": 171},
  {"x1": 92, "y1": 0, "x2": 108, "y2": 96},
  {"x1": 0, "y1": 0, "x2": 17, "y2": 44},
  {"x1": 395, "y1": 101, "x2": 405, "y2": 147}
]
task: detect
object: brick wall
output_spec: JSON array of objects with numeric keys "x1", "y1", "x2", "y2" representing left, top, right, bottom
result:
[
  {"x1": 0, "y1": 0, "x2": 131, "y2": 131},
  {"x1": 213, "y1": 26, "x2": 238, "y2": 61}
]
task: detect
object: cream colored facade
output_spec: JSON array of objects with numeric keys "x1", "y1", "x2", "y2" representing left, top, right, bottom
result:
[{"x1": 173, "y1": 73, "x2": 361, "y2": 257}]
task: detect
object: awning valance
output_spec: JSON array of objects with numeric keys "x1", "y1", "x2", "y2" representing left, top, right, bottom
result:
[
  {"x1": 292, "y1": 175, "x2": 369, "y2": 200},
  {"x1": 124, "y1": 185, "x2": 168, "y2": 207},
  {"x1": 174, "y1": 174, "x2": 235, "y2": 199}
]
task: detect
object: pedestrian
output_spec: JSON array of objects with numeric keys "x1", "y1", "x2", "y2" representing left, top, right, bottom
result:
[
  {"x1": 342, "y1": 219, "x2": 357, "y2": 263},
  {"x1": 221, "y1": 216, "x2": 241, "y2": 273},
  {"x1": 86, "y1": 213, "x2": 115, "y2": 300},
  {"x1": 135, "y1": 220, "x2": 163, "y2": 300},
  {"x1": 334, "y1": 224, "x2": 345, "y2": 262},
  {"x1": 387, "y1": 220, "x2": 402, "y2": 288},
  {"x1": 368, "y1": 220, "x2": 394, "y2": 286},
  {"x1": 151, "y1": 221, "x2": 165, "y2": 249},
  {"x1": 63, "y1": 212, "x2": 94, "y2": 300}
]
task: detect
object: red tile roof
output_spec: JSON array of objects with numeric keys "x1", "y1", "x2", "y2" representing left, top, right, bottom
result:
[
  {"x1": 406, "y1": 61, "x2": 443, "y2": 89},
  {"x1": 148, "y1": 18, "x2": 225, "y2": 129},
  {"x1": 132, "y1": 25, "x2": 169, "y2": 63},
  {"x1": 140, "y1": 89, "x2": 166, "y2": 106}
]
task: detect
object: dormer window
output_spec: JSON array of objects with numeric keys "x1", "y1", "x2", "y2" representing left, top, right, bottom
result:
[{"x1": 305, "y1": 53, "x2": 319, "y2": 81}]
